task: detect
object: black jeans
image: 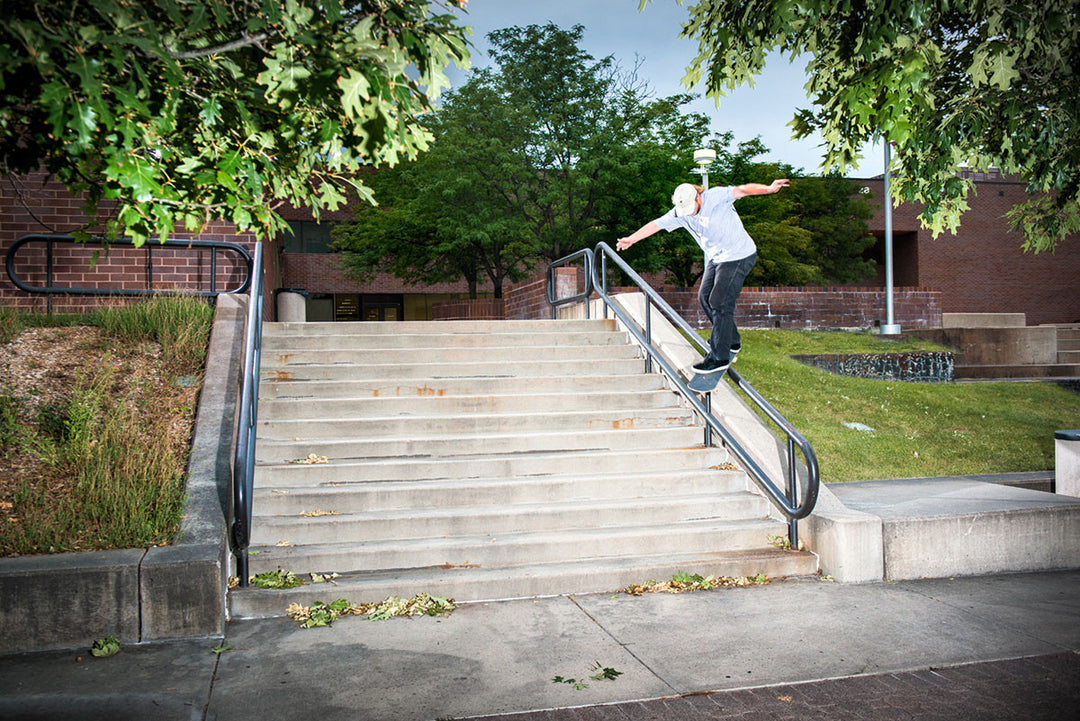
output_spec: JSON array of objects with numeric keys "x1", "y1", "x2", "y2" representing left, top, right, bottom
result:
[{"x1": 698, "y1": 253, "x2": 756, "y2": 364}]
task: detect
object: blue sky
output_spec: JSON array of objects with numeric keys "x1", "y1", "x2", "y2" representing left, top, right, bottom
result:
[{"x1": 444, "y1": 0, "x2": 885, "y2": 178}]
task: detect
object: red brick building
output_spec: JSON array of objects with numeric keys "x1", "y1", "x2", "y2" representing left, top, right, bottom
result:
[
  {"x1": 2, "y1": 171, "x2": 1078, "y2": 327},
  {"x1": 857, "y1": 169, "x2": 1080, "y2": 326}
]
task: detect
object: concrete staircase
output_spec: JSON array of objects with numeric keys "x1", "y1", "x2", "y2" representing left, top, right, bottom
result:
[
  {"x1": 228, "y1": 319, "x2": 816, "y2": 618},
  {"x1": 932, "y1": 323, "x2": 1080, "y2": 381},
  {"x1": 1056, "y1": 325, "x2": 1080, "y2": 366}
]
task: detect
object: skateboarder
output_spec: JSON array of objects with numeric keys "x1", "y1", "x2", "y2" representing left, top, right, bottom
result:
[{"x1": 616, "y1": 179, "x2": 789, "y2": 382}]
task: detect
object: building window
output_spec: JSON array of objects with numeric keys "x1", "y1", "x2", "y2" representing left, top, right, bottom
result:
[{"x1": 283, "y1": 221, "x2": 336, "y2": 254}]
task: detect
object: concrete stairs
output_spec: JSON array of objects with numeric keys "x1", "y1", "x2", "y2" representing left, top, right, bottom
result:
[
  {"x1": 1056, "y1": 325, "x2": 1080, "y2": 366},
  {"x1": 954, "y1": 324, "x2": 1080, "y2": 380},
  {"x1": 228, "y1": 319, "x2": 816, "y2": 618}
]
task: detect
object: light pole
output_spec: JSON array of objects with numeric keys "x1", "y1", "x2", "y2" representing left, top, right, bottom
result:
[
  {"x1": 881, "y1": 141, "x2": 901, "y2": 335},
  {"x1": 693, "y1": 148, "x2": 716, "y2": 189}
]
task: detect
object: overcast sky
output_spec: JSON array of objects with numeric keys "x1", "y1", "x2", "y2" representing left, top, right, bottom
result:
[{"x1": 444, "y1": 0, "x2": 885, "y2": 178}]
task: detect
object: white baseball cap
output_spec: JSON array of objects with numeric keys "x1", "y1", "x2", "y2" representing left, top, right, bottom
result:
[{"x1": 672, "y1": 183, "x2": 698, "y2": 217}]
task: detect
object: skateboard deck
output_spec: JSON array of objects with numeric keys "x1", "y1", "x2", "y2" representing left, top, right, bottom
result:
[{"x1": 687, "y1": 370, "x2": 724, "y2": 392}]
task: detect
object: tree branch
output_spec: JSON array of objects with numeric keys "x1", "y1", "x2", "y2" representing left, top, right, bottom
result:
[{"x1": 167, "y1": 32, "x2": 270, "y2": 60}]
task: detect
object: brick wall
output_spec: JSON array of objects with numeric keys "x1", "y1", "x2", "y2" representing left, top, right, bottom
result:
[
  {"x1": 603, "y1": 286, "x2": 940, "y2": 330},
  {"x1": 505, "y1": 272, "x2": 551, "y2": 320},
  {"x1": 505, "y1": 269, "x2": 942, "y2": 329},
  {"x1": 281, "y1": 252, "x2": 490, "y2": 295},
  {"x1": 7, "y1": 170, "x2": 1077, "y2": 326},
  {"x1": 1, "y1": 173, "x2": 272, "y2": 317},
  {"x1": 431, "y1": 298, "x2": 506, "y2": 320},
  {"x1": 859, "y1": 174, "x2": 1080, "y2": 325}
]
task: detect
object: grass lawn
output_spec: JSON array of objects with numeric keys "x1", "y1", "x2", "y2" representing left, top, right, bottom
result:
[{"x1": 726, "y1": 329, "x2": 1080, "y2": 483}]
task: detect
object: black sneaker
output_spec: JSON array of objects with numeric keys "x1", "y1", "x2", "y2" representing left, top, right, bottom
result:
[{"x1": 692, "y1": 357, "x2": 730, "y2": 374}]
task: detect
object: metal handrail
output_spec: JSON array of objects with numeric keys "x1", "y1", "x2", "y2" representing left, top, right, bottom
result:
[
  {"x1": 6, "y1": 234, "x2": 253, "y2": 302},
  {"x1": 231, "y1": 242, "x2": 264, "y2": 587},
  {"x1": 554, "y1": 242, "x2": 819, "y2": 544},
  {"x1": 547, "y1": 247, "x2": 593, "y2": 319}
]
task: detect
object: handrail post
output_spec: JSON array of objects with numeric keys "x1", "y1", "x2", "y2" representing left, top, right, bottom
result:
[
  {"x1": 146, "y1": 241, "x2": 153, "y2": 294},
  {"x1": 644, "y1": 301, "x2": 653, "y2": 373},
  {"x1": 46, "y1": 238, "x2": 54, "y2": 316},
  {"x1": 210, "y1": 247, "x2": 218, "y2": 295},
  {"x1": 584, "y1": 251, "x2": 591, "y2": 319},
  {"x1": 787, "y1": 437, "x2": 799, "y2": 548},
  {"x1": 600, "y1": 252, "x2": 609, "y2": 320},
  {"x1": 703, "y1": 392, "x2": 712, "y2": 447}
]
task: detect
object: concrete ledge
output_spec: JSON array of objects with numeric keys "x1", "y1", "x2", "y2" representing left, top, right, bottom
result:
[
  {"x1": 1058, "y1": 430, "x2": 1080, "y2": 498},
  {"x1": 0, "y1": 295, "x2": 245, "y2": 655},
  {"x1": 830, "y1": 478, "x2": 1080, "y2": 581},
  {"x1": 803, "y1": 485, "x2": 884, "y2": 583},
  {"x1": 881, "y1": 506, "x2": 1080, "y2": 579},
  {"x1": 942, "y1": 312, "x2": 1026, "y2": 328},
  {"x1": 913, "y1": 326, "x2": 1057, "y2": 365},
  {"x1": 0, "y1": 550, "x2": 143, "y2": 654}
]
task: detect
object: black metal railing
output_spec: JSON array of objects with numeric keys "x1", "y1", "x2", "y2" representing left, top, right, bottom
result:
[
  {"x1": 6, "y1": 234, "x2": 252, "y2": 312},
  {"x1": 231, "y1": 241, "x2": 264, "y2": 587},
  {"x1": 549, "y1": 242, "x2": 819, "y2": 545},
  {"x1": 547, "y1": 248, "x2": 593, "y2": 319}
]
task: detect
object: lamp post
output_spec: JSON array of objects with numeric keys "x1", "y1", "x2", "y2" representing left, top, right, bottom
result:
[
  {"x1": 881, "y1": 141, "x2": 901, "y2": 335},
  {"x1": 693, "y1": 148, "x2": 716, "y2": 189}
]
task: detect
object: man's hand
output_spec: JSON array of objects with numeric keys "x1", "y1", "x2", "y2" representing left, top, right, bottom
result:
[
  {"x1": 616, "y1": 237, "x2": 634, "y2": 251},
  {"x1": 769, "y1": 179, "x2": 790, "y2": 193}
]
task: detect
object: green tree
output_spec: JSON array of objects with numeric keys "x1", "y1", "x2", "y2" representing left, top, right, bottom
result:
[
  {"x1": 0, "y1": 0, "x2": 469, "y2": 246},
  {"x1": 335, "y1": 24, "x2": 718, "y2": 293},
  {"x1": 333, "y1": 72, "x2": 538, "y2": 299},
  {"x1": 788, "y1": 172, "x2": 877, "y2": 285},
  {"x1": 658, "y1": 0, "x2": 1080, "y2": 251}
]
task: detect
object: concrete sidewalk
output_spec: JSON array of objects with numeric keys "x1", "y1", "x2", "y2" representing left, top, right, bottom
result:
[{"x1": 2, "y1": 570, "x2": 1078, "y2": 720}]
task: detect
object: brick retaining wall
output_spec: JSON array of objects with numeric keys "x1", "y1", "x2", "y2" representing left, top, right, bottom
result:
[
  {"x1": 431, "y1": 298, "x2": 506, "y2": 320},
  {"x1": 503, "y1": 270, "x2": 942, "y2": 329}
]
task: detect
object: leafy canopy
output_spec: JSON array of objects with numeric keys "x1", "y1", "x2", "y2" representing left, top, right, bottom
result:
[
  {"x1": 336, "y1": 22, "x2": 878, "y2": 293},
  {"x1": 335, "y1": 23, "x2": 721, "y2": 294},
  {"x1": 0, "y1": 0, "x2": 470, "y2": 246},
  {"x1": 655, "y1": 0, "x2": 1080, "y2": 251}
]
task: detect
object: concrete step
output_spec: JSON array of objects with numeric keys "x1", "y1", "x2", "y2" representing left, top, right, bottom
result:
[
  {"x1": 257, "y1": 389, "x2": 682, "y2": 420},
  {"x1": 252, "y1": 469, "x2": 749, "y2": 515},
  {"x1": 263, "y1": 330, "x2": 628, "y2": 351},
  {"x1": 956, "y1": 363, "x2": 1080, "y2": 379},
  {"x1": 261, "y1": 357, "x2": 646, "y2": 382},
  {"x1": 254, "y1": 446, "x2": 729, "y2": 485},
  {"x1": 257, "y1": 406, "x2": 696, "y2": 441},
  {"x1": 244, "y1": 517, "x2": 787, "y2": 576},
  {"x1": 257, "y1": 374, "x2": 668, "y2": 400},
  {"x1": 250, "y1": 491, "x2": 769, "y2": 546},
  {"x1": 228, "y1": 547, "x2": 818, "y2": 617},
  {"x1": 262, "y1": 319, "x2": 617, "y2": 337},
  {"x1": 1059, "y1": 338, "x2": 1080, "y2": 351},
  {"x1": 236, "y1": 317, "x2": 809, "y2": 617},
  {"x1": 1058, "y1": 350, "x2": 1080, "y2": 363},
  {"x1": 256, "y1": 426, "x2": 706, "y2": 463},
  {"x1": 261, "y1": 343, "x2": 641, "y2": 367}
]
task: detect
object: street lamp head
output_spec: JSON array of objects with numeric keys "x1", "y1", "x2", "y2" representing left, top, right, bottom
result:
[{"x1": 693, "y1": 148, "x2": 716, "y2": 165}]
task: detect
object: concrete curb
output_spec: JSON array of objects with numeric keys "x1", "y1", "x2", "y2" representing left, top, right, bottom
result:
[{"x1": 0, "y1": 295, "x2": 245, "y2": 654}]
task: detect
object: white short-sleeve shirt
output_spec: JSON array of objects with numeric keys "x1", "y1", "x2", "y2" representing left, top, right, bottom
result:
[{"x1": 653, "y1": 186, "x2": 756, "y2": 264}]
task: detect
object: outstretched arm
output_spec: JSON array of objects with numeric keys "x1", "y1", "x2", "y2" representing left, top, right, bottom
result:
[
  {"x1": 616, "y1": 221, "x2": 661, "y2": 251},
  {"x1": 733, "y1": 179, "x2": 789, "y2": 199}
]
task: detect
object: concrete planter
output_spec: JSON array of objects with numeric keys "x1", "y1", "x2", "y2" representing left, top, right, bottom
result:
[{"x1": 0, "y1": 296, "x2": 244, "y2": 654}]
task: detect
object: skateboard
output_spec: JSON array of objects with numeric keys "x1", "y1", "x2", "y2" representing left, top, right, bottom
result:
[{"x1": 687, "y1": 368, "x2": 726, "y2": 392}]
